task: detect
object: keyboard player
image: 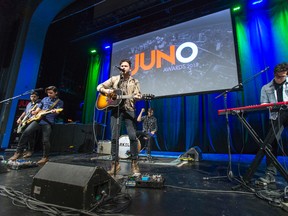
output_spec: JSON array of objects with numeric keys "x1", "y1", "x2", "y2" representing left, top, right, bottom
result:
[{"x1": 259, "y1": 63, "x2": 288, "y2": 184}]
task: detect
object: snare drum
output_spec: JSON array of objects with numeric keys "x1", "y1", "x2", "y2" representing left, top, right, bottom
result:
[{"x1": 118, "y1": 135, "x2": 141, "y2": 159}]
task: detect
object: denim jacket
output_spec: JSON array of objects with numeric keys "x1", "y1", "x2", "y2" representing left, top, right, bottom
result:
[{"x1": 260, "y1": 77, "x2": 288, "y2": 120}]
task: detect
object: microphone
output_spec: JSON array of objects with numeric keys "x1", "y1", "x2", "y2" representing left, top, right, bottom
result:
[
  {"x1": 115, "y1": 66, "x2": 125, "y2": 72},
  {"x1": 27, "y1": 88, "x2": 43, "y2": 93},
  {"x1": 33, "y1": 88, "x2": 43, "y2": 91},
  {"x1": 262, "y1": 66, "x2": 269, "y2": 72}
]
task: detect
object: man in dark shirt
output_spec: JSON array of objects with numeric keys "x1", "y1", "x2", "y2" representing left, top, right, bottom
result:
[
  {"x1": 137, "y1": 108, "x2": 158, "y2": 159},
  {"x1": 9, "y1": 86, "x2": 63, "y2": 165}
]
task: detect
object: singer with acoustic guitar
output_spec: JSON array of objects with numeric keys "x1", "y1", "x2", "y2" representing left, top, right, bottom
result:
[
  {"x1": 97, "y1": 59, "x2": 142, "y2": 176},
  {"x1": 9, "y1": 86, "x2": 64, "y2": 165}
]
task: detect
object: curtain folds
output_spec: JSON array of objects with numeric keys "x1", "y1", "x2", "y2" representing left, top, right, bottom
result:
[{"x1": 88, "y1": 2, "x2": 288, "y2": 153}]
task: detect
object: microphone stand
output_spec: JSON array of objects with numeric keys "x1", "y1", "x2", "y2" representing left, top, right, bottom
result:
[
  {"x1": 113, "y1": 74, "x2": 123, "y2": 177},
  {"x1": 203, "y1": 88, "x2": 238, "y2": 181},
  {"x1": 0, "y1": 89, "x2": 33, "y2": 104},
  {"x1": 0, "y1": 90, "x2": 32, "y2": 136},
  {"x1": 203, "y1": 67, "x2": 269, "y2": 192}
]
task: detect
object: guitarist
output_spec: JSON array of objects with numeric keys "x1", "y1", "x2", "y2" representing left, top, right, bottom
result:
[
  {"x1": 97, "y1": 59, "x2": 142, "y2": 176},
  {"x1": 16, "y1": 91, "x2": 41, "y2": 158},
  {"x1": 9, "y1": 86, "x2": 64, "y2": 165}
]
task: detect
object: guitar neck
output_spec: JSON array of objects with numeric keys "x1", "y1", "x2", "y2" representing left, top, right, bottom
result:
[
  {"x1": 116, "y1": 94, "x2": 153, "y2": 100},
  {"x1": 41, "y1": 108, "x2": 62, "y2": 115},
  {"x1": 117, "y1": 95, "x2": 133, "y2": 99}
]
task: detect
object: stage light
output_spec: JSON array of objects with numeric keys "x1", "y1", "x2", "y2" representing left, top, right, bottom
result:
[
  {"x1": 232, "y1": 6, "x2": 241, "y2": 12},
  {"x1": 252, "y1": 0, "x2": 263, "y2": 5},
  {"x1": 104, "y1": 45, "x2": 111, "y2": 49},
  {"x1": 90, "y1": 49, "x2": 97, "y2": 54}
]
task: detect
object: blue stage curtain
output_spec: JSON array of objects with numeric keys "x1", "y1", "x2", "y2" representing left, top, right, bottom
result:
[{"x1": 92, "y1": 2, "x2": 288, "y2": 153}]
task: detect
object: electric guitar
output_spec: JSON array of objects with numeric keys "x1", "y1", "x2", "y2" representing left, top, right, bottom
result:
[
  {"x1": 96, "y1": 89, "x2": 155, "y2": 110},
  {"x1": 25, "y1": 108, "x2": 63, "y2": 125},
  {"x1": 16, "y1": 104, "x2": 38, "y2": 134}
]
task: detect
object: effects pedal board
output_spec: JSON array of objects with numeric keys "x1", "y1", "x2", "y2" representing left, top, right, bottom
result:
[
  {"x1": 6, "y1": 159, "x2": 38, "y2": 170},
  {"x1": 125, "y1": 174, "x2": 165, "y2": 189}
]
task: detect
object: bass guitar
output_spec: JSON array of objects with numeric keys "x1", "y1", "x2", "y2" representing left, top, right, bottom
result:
[
  {"x1": 25, "y1": 108, "x2": 63, "y2": 125},
  {"x1": 16, "y1": 104, "x2": 38, "y2": 134},
  {"x1": 96, "y1": 89, "x2": 154, "y2": 110}
]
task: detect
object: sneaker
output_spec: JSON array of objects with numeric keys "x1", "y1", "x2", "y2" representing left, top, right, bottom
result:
[
  {"x1": 107, "y1": 161, "x2": 121, "y2": 175},
  {"x1": 258, "y1": 173, "x2": 276, "y2": 184},
  {"x1": 9, "y1": 152, "x2": 22, "y2": 161},
  {"x1": 131, "y1": 160, "x2": 141, "y2": 176},
  {"x1": 37, "y1": 157, "x2": 49, "y2": 165},
  {"x1": 23, "y1": 151, "x2": 33, "y2": 158}
]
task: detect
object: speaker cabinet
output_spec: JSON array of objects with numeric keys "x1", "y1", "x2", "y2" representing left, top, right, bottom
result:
[
  {"x1": 181, "y1": 146, "x2": 202, "y2": 161},
  {"x1": 31, "y1": 162, "x2": 121, "y2": 210}
]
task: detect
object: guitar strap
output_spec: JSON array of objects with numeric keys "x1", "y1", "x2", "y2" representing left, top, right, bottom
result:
[
  {"x1": 41, "y1": 98, "x2": 60, "y2": 125},
  {"x1": 27, "y1": 103, "x2": 38, "y2": 115},
  {"x1": 117, "y1": 75, "x2": 125, "y2": 90},
  {"x1": 48, "y1": 98, "x2": 60, "y2": 110}
]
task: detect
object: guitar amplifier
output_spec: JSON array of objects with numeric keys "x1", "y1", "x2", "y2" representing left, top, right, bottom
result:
[{"x1": 97, "y1": 140, "x2": 111, "y2": 154}]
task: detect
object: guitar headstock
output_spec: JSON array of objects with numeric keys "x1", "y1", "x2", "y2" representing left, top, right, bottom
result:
[{"x1": 142, "y1": 94, "x2": 155, "y2": 100}]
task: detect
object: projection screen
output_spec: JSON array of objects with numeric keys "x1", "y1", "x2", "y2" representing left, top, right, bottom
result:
[{"x1": 110, "y1": 9, "x2": 240, "y2": 98}]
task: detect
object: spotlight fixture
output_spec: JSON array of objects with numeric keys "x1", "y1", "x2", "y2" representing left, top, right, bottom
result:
[
  {"x1": 252, "y1": 0, "x2": 263, "y2": 5},
  {"x1": 232, "y1": 6, "x2": 241, "y2": 12},
  {"x1": 90, "y1": 49, "x2": 97, "y2": 54}
]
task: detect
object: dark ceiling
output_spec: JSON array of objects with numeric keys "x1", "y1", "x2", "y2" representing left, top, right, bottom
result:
[
  {"x1": 1, "y1": 0, "x2": 240, "y2": 122},
  {"x1": 1, "y1": 0, "x2": 278, "y2": 122},
  {"x1": 50, "y1": 0, "x2": 235, "y2": 47}
]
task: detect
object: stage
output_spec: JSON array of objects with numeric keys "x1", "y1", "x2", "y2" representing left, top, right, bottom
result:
[{"x1": 0, "y1": 151, "x2": 287, "y2": 216}]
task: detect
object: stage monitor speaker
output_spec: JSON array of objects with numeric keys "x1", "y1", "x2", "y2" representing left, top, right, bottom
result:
[
  {"x1": 181, "y1": 146, "x2": 202, "y2": 161},
  {"x1": 31, "y1": 162, "x2": 121, "y2": 210}
]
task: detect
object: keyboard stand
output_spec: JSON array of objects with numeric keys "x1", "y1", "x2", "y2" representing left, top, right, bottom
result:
[{"x1": 233, "y1": 111, "x2": 288, "y2": 183}]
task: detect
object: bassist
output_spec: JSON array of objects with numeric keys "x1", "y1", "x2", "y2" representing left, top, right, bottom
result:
[{"x1": 97, "y1": 59, "x2": 142, "y2": 176}]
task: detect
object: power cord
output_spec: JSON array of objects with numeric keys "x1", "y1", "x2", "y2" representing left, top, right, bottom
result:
[
  {"x1": 255, "y1": 185, "x2": 288, "y2": 212},
  {"x1": 0, "y1": 185, "x2": 132, "y2": 215}
]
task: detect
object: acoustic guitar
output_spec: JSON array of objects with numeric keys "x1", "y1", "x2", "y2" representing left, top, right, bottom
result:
[{"x1": 96, "y1": 89, "x2": 154, "y2": 110}]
